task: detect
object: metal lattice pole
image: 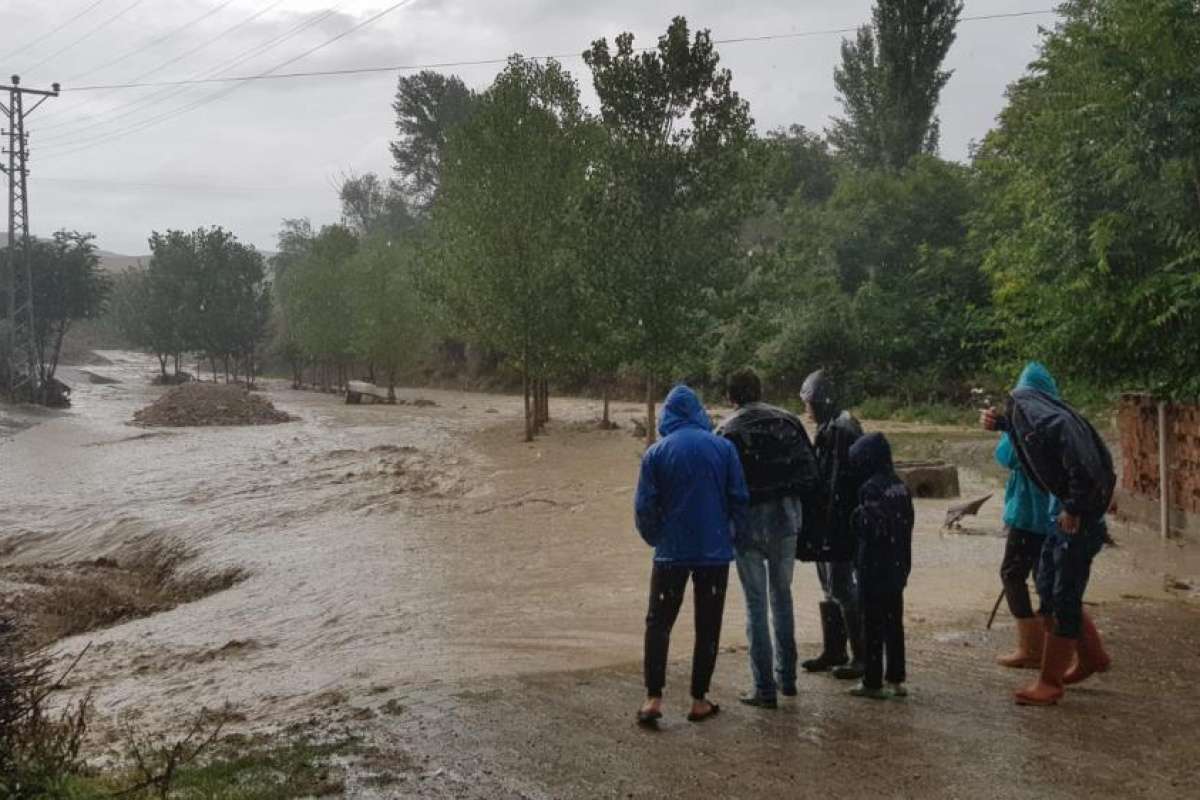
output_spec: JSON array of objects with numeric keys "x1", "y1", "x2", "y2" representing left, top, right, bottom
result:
[{"x1": 2, "y1": 75, "x2": 58, "y2": 403}]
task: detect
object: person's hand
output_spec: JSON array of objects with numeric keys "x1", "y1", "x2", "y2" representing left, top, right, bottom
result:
[
  {"x1": 1058, "y1": 511, "x2": 1081, "y2": 535},
  {"x1": 980, "y1": 407, "x2": 1000, "y2": 431}
]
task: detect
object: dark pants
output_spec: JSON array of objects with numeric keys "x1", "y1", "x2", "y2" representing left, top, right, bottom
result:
[
  {"x1": 644, "y1": 563, "x2": 730, "y2": 699},
  {"x1": 1000, "y1": 527, "x2": 1044, "y2": 619},
  {"x1": 861, "y1": 589, "x2": 905, "y2": 690},
  {"x1": 1035, "y1": 516, "x2": 1106, "y2": 639}
]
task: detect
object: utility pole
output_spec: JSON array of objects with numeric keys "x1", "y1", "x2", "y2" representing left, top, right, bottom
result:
[{"x1": 2, "y1": 74, "x2": 58, "y2": 403}]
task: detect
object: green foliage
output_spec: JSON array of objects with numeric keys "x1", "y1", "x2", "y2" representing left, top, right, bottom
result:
[
  {"x1": 390, "y1": 71, "x2": 479, "y2": 211},
  {"x1": 28, "y1": 231, "x2": 110, "y2": 384},
  {"x1": 276, "y1": 224, "x2": 357, "y2": 374},
  {"x1": 583, "y1": 16, "x2": 757, "y2": 386},
  {"x1": 432, "y1": 56, "x2": 592, "y2": 435},
  {"x1": 829, "y1": 0, "x2": 964, "y2": 169},
  {"x1": 975, "y1": 0, "x2": 1200, "y2": 399}
]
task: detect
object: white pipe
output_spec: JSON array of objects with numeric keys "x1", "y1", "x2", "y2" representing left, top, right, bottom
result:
[{"x1": 1158, "y1": 401, "x2": 1170, "y2": 540}]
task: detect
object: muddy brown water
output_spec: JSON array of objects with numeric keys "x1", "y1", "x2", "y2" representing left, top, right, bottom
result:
[{"x1": 2, "y1": 352, "x2": 1199, "y2": 797}]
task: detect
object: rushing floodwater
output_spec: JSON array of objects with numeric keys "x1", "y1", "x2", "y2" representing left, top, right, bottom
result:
[{"x1": 1, "y1": 352, "x2": 1196, "y2": 732}]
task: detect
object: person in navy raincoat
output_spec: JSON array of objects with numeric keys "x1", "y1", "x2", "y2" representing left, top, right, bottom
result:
[
  {"x1": 634, "y1": 385, "x2": 749, "y2": 725},
  {"x1": 846, "y1": 433, "x2": 913, "y2": 699}
]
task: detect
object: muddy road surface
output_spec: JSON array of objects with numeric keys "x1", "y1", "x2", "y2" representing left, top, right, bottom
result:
[{"x1": 2, "y1": 352, "x2": 1199, "y2": 798}]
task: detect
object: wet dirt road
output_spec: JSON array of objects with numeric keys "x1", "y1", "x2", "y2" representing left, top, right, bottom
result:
[{"x1": 2, "y1": 353, "x2": 1199, "y2": 797}]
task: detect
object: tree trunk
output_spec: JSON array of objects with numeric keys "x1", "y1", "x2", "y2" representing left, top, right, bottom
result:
[
  {"x1": 387, "y1": 366, "x2": 397, "y2": 404},
  {"x1": 602, "y1": 383, "x2": 611, "y2": 428},
  {"x1": 158, "y1": 354, "x2": 169, "y2": 379},
  {"x1": 645, "y1": 374, "x2": 657, "y2": 447},
  {"x1": 223, "y1": 355, "x2": 230, "y2": 384},
  {"x1": 542, "y1": 380, "x2": 550, "y2": 424},
  {"x1": 210, "y1": 356, "x2": 218, "y2": 383},
  {"x1": 522, "y1": 364, "x2": 533, "y2": 442}
]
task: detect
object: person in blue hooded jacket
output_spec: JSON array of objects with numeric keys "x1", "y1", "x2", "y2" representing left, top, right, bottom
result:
[
  {"x1": 634, "y1": 385, "x2": 750, "y2": 725},
  {"x1": 990, "y1": 363, "x2": 1061, "y2": 670}
]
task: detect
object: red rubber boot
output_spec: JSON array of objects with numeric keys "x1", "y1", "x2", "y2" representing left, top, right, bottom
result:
[
  {"x1": 1014, "y1": 630, "x2": 1074, "y2": 706},
  {"x1": 1063, "y1": 612, "x2": 1111, "y2": 685}
]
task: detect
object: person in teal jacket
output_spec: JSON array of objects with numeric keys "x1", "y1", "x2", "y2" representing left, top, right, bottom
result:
[{"x1": 988, "y1": 362, "x2": 1060, "y2": 669}]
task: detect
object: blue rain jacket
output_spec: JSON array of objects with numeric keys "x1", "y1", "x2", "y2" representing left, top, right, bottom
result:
[
  {"x1": 635, "y1": 386, "x2": 750, "y2": 565},
  {"x1": 996, "y1": 362, "x2": 1060, "y2": 536}
]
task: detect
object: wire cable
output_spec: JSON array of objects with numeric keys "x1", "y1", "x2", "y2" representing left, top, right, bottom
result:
[
  {"x1": 21, "y1": 0, "x2": 145, "y2": 74},
  {"x1": 30, "y1": 0, "x2": 285, "y2": 131},
  {"x1": 64, "y1": 0, "x2": 238, "y2": 83},
  {"x1": 0, "y1": 0, "x2": 108, "y2": 64},
  {"x1": 59, "y1": 8, "x2": 1058, "y2": 93},
  {"x1": 34, "y1": 4, "x2": 345, "y2": 142},
  {"x1": 39, "y1": 0, "x2": 418, "y2": 158}
]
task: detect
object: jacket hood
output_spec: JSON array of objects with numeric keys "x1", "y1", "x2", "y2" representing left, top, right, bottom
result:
[
  {"x1": 1015, "y1": 361, "x2": 1060, "y2": 399},
  {"x1": 659, "y1": 385, "x2": 711, "y2": 437},
  {"x1": 800, "y1": 369, "x2": 839, "y2": 423},
  {"x1": 849, "y1": 432, "x2": 893, "y2": 477}
]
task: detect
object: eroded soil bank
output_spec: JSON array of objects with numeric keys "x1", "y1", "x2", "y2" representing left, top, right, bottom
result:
[{"x1": 2, "y1": 353, "x2": 1198, "y2": 797}]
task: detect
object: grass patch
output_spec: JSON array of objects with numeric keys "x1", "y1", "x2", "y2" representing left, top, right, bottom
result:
[
  {"x1": 45, "y1": 735, "x2": 355, "y2": 800},
  {"x1": 0, "y1": 539, "x2": 246, "y2": 648},
  {"x1": 854, "y1": 396, "x2": 980, "y2": 427}
]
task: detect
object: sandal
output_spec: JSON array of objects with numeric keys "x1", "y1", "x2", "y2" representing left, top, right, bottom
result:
[
  {"x1": 686, "y1": 701, "x2": 720, "y2": 722},
  {"x1": 636, "y1": 706, "x2": 663, "y2": 727}
]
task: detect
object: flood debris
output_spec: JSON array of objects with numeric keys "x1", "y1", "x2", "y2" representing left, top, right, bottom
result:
[
  {"x1": 0, "y1": 539, "x2": 246, "y2": 648},
  {"x1": 133, "y1": 383, "x2": 296, "y2": 427}
]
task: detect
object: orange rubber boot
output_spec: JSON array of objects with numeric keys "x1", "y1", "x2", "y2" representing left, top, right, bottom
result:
[
  {"x1": 1014, "y1": 631, "x2": 1074, "y2": 706},
  {"x1": 1063, "y1": 613, "x2": 1111, "y2": 685},
  {"x1": 997, "y1": 617, "x2": 1044, "y2": 669}
]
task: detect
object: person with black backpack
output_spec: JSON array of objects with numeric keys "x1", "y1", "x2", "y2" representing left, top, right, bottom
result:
[
  {"x1": 983, "y1": 382, "x2": 1116, "y2": 706},
  {"x1": 797, "y1": 370, "x2": 867, "y2": 682},
  {"x1": 719, "y1": 368, "x2": 820, "y2": 708}
]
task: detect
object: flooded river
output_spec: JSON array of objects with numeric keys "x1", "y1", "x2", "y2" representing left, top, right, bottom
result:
[{"x1": 2, "y1": 351, "x2": 1197, "y2": 740}]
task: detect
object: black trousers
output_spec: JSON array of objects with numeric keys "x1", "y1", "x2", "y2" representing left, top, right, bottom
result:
[
  {"x1": 861, "y1": 589, "x2": 905, "y2": 690},
  {"x1": 1000, "y1": 526, "x2": 1043, "y2": 619},
  {"x1": 644, "y1": 563, "x2": 730, "y2": 700}
]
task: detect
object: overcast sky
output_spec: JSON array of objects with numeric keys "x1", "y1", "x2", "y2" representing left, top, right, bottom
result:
[{"x1": 2, "y1": 0, "x2": 1055, "y2": 254}]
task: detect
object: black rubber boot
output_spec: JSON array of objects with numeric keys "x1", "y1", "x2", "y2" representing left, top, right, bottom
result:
[
  {"x1": 801, "y1": 601, "x2": 848, "y2": 673},
  {"x1": 832, "y1": 604, "x2": 865, "y2": 681}
]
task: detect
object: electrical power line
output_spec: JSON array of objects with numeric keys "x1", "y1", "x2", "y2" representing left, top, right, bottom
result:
[
  {"x1": 21, "y1": 0, "x2": 145, "y2": 74},
  {"x1": 60, "y1": 8, "x2": 1058, "y2": 94},
  {"x1": 29, "y1": 0, "x2": 285, "y2": 131},
  {"x1": 37, "y1": 6, "x2": 1056, "y2": 161},
  {"x1": 35, "y1": 4, "x2": 346, "y2": 142},
  {"x1": 0, "y1": 0, "x2": 108, "y2": 64},
  {"x1": 64, "y1": 0, "x2": 238, "y2": 83},
  {"x1": 39, "y1": 0, "x2": 418, "y2": 158}
]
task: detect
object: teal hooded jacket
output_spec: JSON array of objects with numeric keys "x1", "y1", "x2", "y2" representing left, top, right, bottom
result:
[{"x1": 995, "y1": 362, "x2": 1060, "y2": 535}]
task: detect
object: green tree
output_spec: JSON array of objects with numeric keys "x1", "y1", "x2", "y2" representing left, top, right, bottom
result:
[
  {"x1": 390, "y1": 71, "x2": 478, "y2": 211},
  {"x1": 583, "y1": 16, "x2": 756, "y2": 443},
  {"x1": 28, "y1": 231, "x2": 110, "y2": 390},
  {"x1": 829, "y1": 0, "x2": 963, "y2": 169},
  {"x1": 346, "y1": 232, "x2": 433, "y2": 401},
  {"x1": 433, "y1": 56, "x2": 592, "y2": 440},
  {"x1": 974, "y1": 0, "x2": 1200, "y2": 398},
  {"x1": 277, "y1": 224, "x2": 358, "y2": 390}
]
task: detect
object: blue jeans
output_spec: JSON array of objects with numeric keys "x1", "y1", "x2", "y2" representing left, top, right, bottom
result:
[
  {"x1": 1035, "y1": 515, "x2": 1106, "y2": 638},
  {"x1": 734, "y1": 532, "x2": 798, "y2": 700}
]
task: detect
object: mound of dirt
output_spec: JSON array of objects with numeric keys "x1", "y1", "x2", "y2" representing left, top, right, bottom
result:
[{"x1": 134, "y1": 383, "x2": 296, "y2": 427}]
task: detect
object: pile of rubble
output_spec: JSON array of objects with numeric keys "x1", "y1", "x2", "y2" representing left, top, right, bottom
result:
[{"x1": 133, "y1": 383, "x2": 296, "y2": 427}]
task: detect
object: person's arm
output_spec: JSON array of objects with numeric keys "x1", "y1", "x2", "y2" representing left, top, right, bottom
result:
[
  {"x1": 725, "y1": 442, "x2": 751, "y2": 542},
  {"x1": 634, "y1": 451, "x2": 663, "y2": 547}
]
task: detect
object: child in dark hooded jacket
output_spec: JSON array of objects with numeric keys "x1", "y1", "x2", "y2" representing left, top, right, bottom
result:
[{"x1": 847, "y1": 432, "x2": 913, "y2": 699}]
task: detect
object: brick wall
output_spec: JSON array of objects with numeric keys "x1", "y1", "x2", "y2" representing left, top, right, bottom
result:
[{"x1": 1118, "y1": 393, "x2": 1200, "y2": 514}]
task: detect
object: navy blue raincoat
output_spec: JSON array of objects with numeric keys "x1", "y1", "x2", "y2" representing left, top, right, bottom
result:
[
  {"x1": 635, "y1": 386, "x2": 750, "y2": 566},
  {"x1": 849, "y1": 433, "x2": 913, "y2": 595}
]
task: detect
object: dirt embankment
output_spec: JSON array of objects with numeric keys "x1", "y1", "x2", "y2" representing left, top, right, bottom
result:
[{"x1": 133, "y1": 383, "x2": 297, "y2": 427}]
